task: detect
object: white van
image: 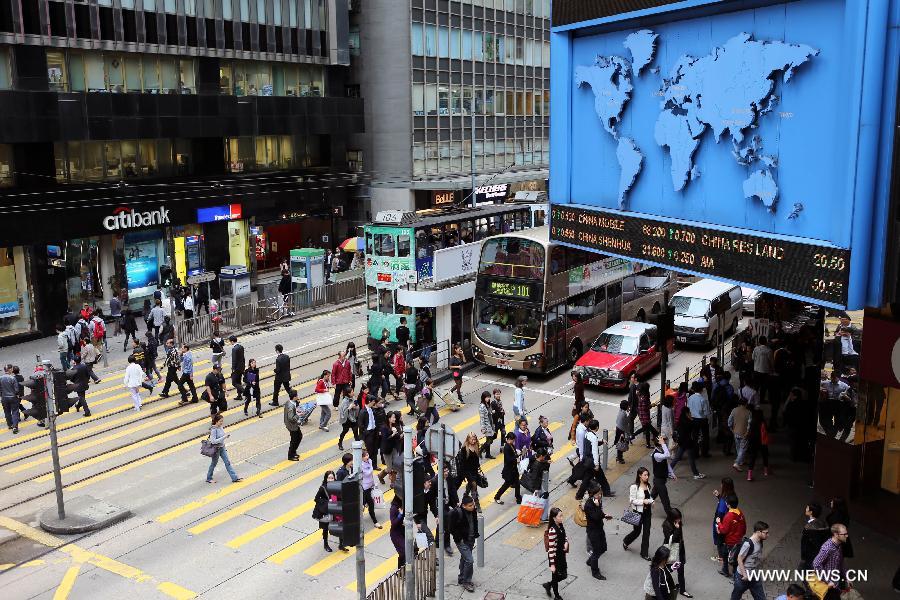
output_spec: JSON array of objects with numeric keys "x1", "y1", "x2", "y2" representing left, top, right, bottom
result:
[{"x1": 670, "y1": 279, "x2": 743, "y2": 346}]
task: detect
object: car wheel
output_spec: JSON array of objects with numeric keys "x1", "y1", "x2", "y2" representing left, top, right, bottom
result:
[
  {"x1": 636, "y1": 310, "x2": 646, "y2": 323},
  {"x1": 569, "y1": 340, "x2": 583, "y2": 364}
]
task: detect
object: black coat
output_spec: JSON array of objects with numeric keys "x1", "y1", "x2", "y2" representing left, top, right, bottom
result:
[
  {"x1": 273, "y1": 352, "x2": 291, "y2": 382},
  {"x1": 521, "y1": 459, "x2": 550, "y2": 493},
  {"x1": 501, "y1": 443, "x2": 519, "y2": 483},
  {"x1": 449, "y1": 507, "x2": 480, "y2": 544},
  {"x1": 455, "y1": 447, "x2": 480, "y2": 480},
  {"x1": 231, "y1": 343, "x2": 246, "y2": 372},
  {"x1": 662, "y1": 520, "x2": 687, "y2": 563},
  {"x1": 67, "y1": 363, "x2": 91, "y2": 393}
]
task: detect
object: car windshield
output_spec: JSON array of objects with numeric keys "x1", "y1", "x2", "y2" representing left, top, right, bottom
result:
[
  {"x1": 671, "y1": 296, "x2": 710, "y2": 318},
  {"x1": 478, "y1": 237, "x2": 545, "y2": 280},
  {"x1": 590, "y1": 332, "x2": 639, "y2": 355},
  {"x1": 473, "y1": 299, "x2": 541, "y2": 349}
]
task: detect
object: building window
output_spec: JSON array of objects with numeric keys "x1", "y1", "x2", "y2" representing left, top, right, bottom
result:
[
  {"x1": 220, "y1": 63, "x2": 233, "y2": 94},
  {"x1": 347, "y1": 150, "x2": 363, "y2": 173},
  {"x1": 0, "y1": 48, "x2": 13, "y2": 90},
  {"x1": 47, "y1": 50, "x2": 68, "y2": 92},
  {"x1": 226, "y1": 135, "x2": 302, "y2": 173},
  {"x1": 411, "y1": 23, "x2": 423, "y2": 56},
  {"x1": 54, "y1": 139, "x2": 177, "y2": 183},
  {"x1": 349, "y1": 25, "x2": 360, "y2": 56},
  {"x1": 0, "y1": 145, "x2": 13, "y2": 187}
]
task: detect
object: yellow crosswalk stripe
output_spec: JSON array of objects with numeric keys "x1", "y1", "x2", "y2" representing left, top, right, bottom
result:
[
  {"x1": 346, "y1": 422, "x2": 565, "y2": 592},
  {"x1": 52, "y1": 562, "x2": 83, "y2": 600},
  {"x1": 35, "y1": 378, "x2": 314, "y2": 483},
  {"x1": 194, "y1": 406, "x2": 465, "y2": 538},
  {"x1": 312, "y1": 415, "x2": 518, "y2": 579},
  {"x1": 7, "y1": 365, "x2": 279, "y2": 473}
]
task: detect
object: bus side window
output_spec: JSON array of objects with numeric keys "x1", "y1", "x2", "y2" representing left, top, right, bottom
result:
[
  {"x1": 550, "y1": 246, "x2": 566, "y2": 274},
  {"x1": 378, "y1": 288, "x2": 394, "y2": 314},
  {"x1": 415, "y1": 231, "x2": 428, "y2": 258},
  {"x1": 594, "y1": 286, "x2": 607, "y2": 316},
  {"x1": 398, "y1": 234, "x2": 411, "y2": 257},
  {"x1": 460, "y1": 220, "x2": 473, "y2": 244},
  {"x1": 366, "y1": 232, "x2": 374, "y2": 254},
  {"x1": 367, "y1": 286, "x2": 378, "y2": 311}
]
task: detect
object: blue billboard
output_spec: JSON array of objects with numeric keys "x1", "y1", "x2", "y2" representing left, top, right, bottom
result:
[{"x1": 550, "y1": 0, "x2": 900, "y2": 309}]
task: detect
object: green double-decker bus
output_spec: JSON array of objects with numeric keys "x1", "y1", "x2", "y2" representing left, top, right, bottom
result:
[{"x1": 363, "y1": 202, "x2": 545, "y2": 348}]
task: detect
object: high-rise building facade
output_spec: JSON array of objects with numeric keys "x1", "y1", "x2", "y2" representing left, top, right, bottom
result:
[
  {"x1": 0, "y1": 0, "x2": 363, "y2": 344},
  {"x1": 351, "y1": 0, "x2": 550, "y2": 214}
]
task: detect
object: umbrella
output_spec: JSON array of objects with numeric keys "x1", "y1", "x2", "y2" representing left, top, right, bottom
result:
[{"x1": 339, "y1": 236, "x2": 365, "y2": 252}]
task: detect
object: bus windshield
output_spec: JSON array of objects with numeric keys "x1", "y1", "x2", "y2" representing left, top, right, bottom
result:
[
  {"x1": 590, "y1": 333, "x2": 640, "y2": 355},
  {"x1": 478, "y1": 238, "x2": 545, "y2": 280},
  {"x1": 671, "y1": 296, "x2": 710, "y2": 318},
  {"x1": 473, "y1": 299, "x2": 541, "y2": 349}
]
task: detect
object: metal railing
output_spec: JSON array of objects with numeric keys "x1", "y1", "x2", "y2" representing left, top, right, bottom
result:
[
  {"x1": 174, "y1": 277, "x2": 365, "y2": 346},
  {"x1": 366, "y1": 546, "x2": 437, "y2": 600}
]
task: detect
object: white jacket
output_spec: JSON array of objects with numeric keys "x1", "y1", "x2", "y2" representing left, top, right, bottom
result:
[
  {"x1": 123, "y1": 363, "x2": 145, "y2": 388},
  {"x1": 629, "y1": 483, "x2": 650, "y2": 511}
]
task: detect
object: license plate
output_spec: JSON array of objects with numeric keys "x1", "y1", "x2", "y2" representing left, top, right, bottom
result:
[
  {"x1": 589, "y1": 378, "x2": 602, "y2": 386},
  {"x1": 677, "y1": 336, "x2": 687, "y2": 343},
  {"x1": 496, "y1": 359, "x2": 512, "y2": 370}
]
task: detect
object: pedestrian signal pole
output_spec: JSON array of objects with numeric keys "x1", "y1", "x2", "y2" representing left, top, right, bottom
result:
[
  {"x1": 352, "y1": 440, "x2": 365, "y2": 600},
  {"x1": 40, "y1": 357, "x2": 66, "y2": 520},
  {"x1": 403, "y1": 426, "x2": 415, "y2": 600}
]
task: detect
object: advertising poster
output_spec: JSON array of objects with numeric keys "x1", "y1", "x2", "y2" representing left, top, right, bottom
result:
[
  {"x1": 124, "y1": 231, "x2": 160, "y2": 296},
  {"x1": 0, "y1": 265, "x2": 20, "y2": 319}
]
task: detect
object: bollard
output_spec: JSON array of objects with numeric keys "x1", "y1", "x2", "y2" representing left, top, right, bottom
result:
[
  {"x1": 602, "y1": 428, "x2": 609, "y2": 472},
  {"x1": 476, "y1": 512, "x2": 485, "y2": 567},
  {"x1": 684, "y1": 366, "x2": 690, "y2": 384},
  {"x1": 541, "y1": 469, "x2": 551, "y2": 522}
]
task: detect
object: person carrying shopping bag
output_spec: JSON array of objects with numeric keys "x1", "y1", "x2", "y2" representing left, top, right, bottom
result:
[{"x1": 316, "y1": 370, "x2": 333, "y2": 432}]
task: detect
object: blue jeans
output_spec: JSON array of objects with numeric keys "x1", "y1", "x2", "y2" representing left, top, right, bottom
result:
[
  {"x1": 2, "y1": 398, "x2": 20, "y2": 429},
  {"x1": 730, "y1": 572, "x2": 765, "y2": 600},
  {"x1": 456, "y1": 541, "x2": 474, "y2": 584},
  {"x1": 670, "y1": 444, "x2": 700, "y2": 476},
  {"x1": 59, "y1": 352, "x2": 71, "y2": 371},
  {"x1": 319, "y1": 405, "x2": 332, "y2": 428},
  {"x1": 206, "y1": 447, "x2": 239, "y2": 482}
]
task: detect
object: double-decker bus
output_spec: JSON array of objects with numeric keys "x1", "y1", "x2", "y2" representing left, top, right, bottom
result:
[
  {"x1": 471, "y1": 227, "x2": 675, "y2": 373},
  {"x1": 363, "y1": 202, "x2": 547, "y2": 347}
]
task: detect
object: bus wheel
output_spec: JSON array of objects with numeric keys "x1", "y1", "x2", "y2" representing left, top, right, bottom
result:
[
  {"x1": 636, "y1": 310, "x2": 646, "y2": 322},
  {"x1": 569, "y1": 341, "x2": 583, "y2": 364}
]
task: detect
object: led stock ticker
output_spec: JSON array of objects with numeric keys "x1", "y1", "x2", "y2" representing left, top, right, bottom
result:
[{"x1": 551, "y1": 206, "x2": 850, "y2": 306}]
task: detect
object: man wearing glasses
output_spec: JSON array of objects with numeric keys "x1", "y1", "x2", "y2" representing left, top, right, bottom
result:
[
  {"x1": 811, "y1": 524, "x2": 851, "y2": 596},
  {"x1": 731, "y1": 521, "x2": 770, "y2": 600}
]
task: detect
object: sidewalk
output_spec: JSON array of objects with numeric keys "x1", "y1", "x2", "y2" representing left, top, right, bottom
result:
[{"x1": 458, "y1": 430, "x2": 899, "y2": 599}]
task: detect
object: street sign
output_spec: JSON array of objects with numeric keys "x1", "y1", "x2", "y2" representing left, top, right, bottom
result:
[
  {"x1": 426, "y1": 424, "x2": 457, "y2": 456},
  {"x1": 187, "y1": 271, "x2": 216, "y2": 284}
]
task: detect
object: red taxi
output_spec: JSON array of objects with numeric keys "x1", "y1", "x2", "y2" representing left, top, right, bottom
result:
[{"x1": 575, "y1": 321, "x2": 663, "y2": 389}]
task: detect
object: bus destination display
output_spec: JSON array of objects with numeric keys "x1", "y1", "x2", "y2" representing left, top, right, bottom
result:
[
  {"x1": 488, "y1": 280, "x2": 533, "y2": 300},
  {"x1": 550, "y1": 206, "x2": 850, "y2": 306}
]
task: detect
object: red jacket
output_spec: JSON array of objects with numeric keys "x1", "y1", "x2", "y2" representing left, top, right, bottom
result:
[
  {"x1": 315, "y1": 378, "x2": 329, "y2": 394},
  {"x1": 717, "y1": 509, "x2": 746, "y2": 547},
  {"x1": 331, "y1": 358, "x2": 353, "y2": 385},
  {"x1": 392, "y1": 353, "x2": 406, "y2": 377}
]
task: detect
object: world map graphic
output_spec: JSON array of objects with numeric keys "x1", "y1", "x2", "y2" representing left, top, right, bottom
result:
[{"x1": 575, "y1": 30, "x2": 818, "y2": 212}]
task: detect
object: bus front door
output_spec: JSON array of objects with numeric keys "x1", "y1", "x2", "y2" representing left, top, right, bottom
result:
[
  {"x1": 544, "y1": 304, "x2": 567, "y2": 371},
  {"x1": 607, "y1": 281, "x2": 622, "y2": 326}
]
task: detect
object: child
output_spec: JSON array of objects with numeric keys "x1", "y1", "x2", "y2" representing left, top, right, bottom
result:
[{"x1": 614, "y1": 399, "x2": 629, "y2": 464}]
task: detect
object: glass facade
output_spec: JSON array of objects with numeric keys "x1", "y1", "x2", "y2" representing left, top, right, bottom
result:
[
  {"x1": 408, "y1": 0, "x2": 550, "y2": 177},
  {"x1": 0, "y1": 247, "x2": 36, "y2": 340},
  {"x1": 54, "y1": 139, "x2": 182, "y2": 183},
  {"x1": 225, "y1": 135, "x2": 323, "y2": 172},
  {"x1": 47, "y1": 50, "x2": 196, "y2": 94}
]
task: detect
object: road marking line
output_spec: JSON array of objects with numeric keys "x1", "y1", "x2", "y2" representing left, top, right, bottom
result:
[
  {"x1": 197, "y1": 406, "x2": 464, "y2": 538},
  {"x1": 34, "y1": 378, "x2": 315, "y2": 483},
  {"x1": 52, "y1": 562, "x2": 82, "y2": 600},
  {"x1": 347, "y1": 422, "x2": 565, "y2": 592},
  {"x1": 0, "y1": 516, "x2": 196, "y2": 599},
  {"x1": 322, "y1": 415, "x2": 516, "y2": 582},
  {"x1": 462, "y1": 376, "x2": 621, "y2": 408}
]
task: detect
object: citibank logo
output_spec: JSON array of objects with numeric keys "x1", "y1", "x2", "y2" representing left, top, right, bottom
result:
[{"x1": 103, "y1": 206, "x2": 171, "y2": 231}]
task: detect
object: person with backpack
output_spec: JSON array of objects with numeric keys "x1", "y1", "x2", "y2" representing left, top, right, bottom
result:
[
  {"x1": 90, "y1": 310, "x2": 107, "y2": 355},
  {"x1": 730, "y1": 521, "x2": 770, "y2": 600},
  {"x1": 542, "y1": 507, "x2": 569, "y2": 600},
  {"x1": 716, "y1": 494, "x2": 747, "y2": 577},
  {"x1": 74, "y1": 315, "x2": 91, "y2": 359},
  {"x1": 210, "y1": 334, "x2": 225, "y2": 369},
  {"x1": 449, "y1": 495, "x2": 479, "y2": 593},
  {"x1": 56, "y1": 323, "x2": 72, "y2": 371},
  {"x1": 242, "y1": 358, "x2": 261, "y2": 417},
  {"x1": 158, "y1": 316, "x2": 175, "y2": 346}
]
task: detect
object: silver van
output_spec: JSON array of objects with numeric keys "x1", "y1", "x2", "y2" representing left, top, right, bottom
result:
[{"x1": 670, "y1": 279, "x2": 743, "y2": 346}]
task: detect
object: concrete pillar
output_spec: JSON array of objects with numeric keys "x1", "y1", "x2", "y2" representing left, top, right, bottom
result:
[{"x1": 436, "y1": 303, "x2": 452, "y2": 369}]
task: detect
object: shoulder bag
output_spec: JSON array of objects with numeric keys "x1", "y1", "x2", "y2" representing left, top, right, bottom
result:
[
  {"x1": 573, "y1": 502, "x2": 587, "y2": 527},
  {"x1": 665, "y1": 534, "x2": 681, "y2": 563},
  {"x1": 200, "y1": 434, "x2": 217, "y2": 457},
  {"x1": 621, "y1": 506, "x2": 642, "y2": 527}
]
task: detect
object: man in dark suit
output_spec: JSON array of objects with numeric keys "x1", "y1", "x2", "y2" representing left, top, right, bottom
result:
[
  {"x1": 68, "y1": 356, "x2": 92, "y2": 417},
  {"x1": 270, "y1": 343, "x2": 291, "y2": 407},
  {"x1": 229, "y1": 335, "x2": 245, "y2": 403}
]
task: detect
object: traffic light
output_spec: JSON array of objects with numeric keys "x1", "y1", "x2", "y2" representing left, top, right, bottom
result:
[
  {"x1": 325, "y1": 476, "x2": 360, "y2": 547},
  {"x1": 52, "y1": 371, "x2": 77, "y2": 413},
  {"x1": 653, "y1": 309, "x2": 675, "y2": 342},
  {"x1": 392, "y1": 457, "x2": 427, "y2": 516}
]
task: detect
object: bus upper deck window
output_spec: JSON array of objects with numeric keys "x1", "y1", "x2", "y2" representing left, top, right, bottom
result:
[{"x1": 374, "y1": 233, "x2": 396, "y2": 256}]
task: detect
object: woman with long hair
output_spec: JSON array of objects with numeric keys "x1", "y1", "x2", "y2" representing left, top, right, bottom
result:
[
  {"x1": 673, "y1": 382, "x2": 689, "y2": 427},
  {"x1": 624, "y1": 466, "x2": 654, "y2": 560},
  {"x1": 712, "y1": 477, "x2": 736, "y2": 563},
  {"x1": 645, "y1": 546, "x2": 677, "y2": 600},
  {"x1": 569, "y1": 370, "x2": 586, "y2": 441},
  {"x1": 542, "y1": 507, "x2": 569, "y2": 599},
  {"x1": 359, "y1": 449, "x2": 383, "y2": 529},
  {"x1": 346, "y1": 341, "x2": 359, "y2": 388},
  {"x1": 455, "y1": 432, "x2": 482, "y2": 493},
  {"x1": 378, "y1": 411, "x2": 403, "y2": 485},
  {"x1": 315, "y1": 369, "x2": 332, "y2": 432},
  {"x1": 313, "y1": 471, "x2": 346, "y2": 552},
  {"x1": 662, "y1": 508, "x2": 691, "y2": 597}
]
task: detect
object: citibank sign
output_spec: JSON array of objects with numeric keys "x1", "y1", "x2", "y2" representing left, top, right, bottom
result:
[{"x1": 103, "y1": 206, "x2": 171, "y2": 231}]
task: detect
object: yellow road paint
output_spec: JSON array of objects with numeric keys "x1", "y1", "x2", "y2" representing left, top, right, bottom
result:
[
  {"x1": 348, "y1": 423, "x2": 564, "y2": 592},
  {"x1": 325, "y1": 415, "x2": 517, "y2": 583},
  {"x1": 188, "y1": 404, "x2": 447, "y2": 537},
  {"x1": 35, "y1": 377, "x2": 312, "y2": 483},
  {"x1": 0, "y1": 516, "x2": 195, "y2": 599},
  {"x1": 52, "y1": 563, "x2": 82, "y2": 600}
]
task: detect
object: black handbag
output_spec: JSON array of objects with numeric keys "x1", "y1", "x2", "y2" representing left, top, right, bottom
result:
[
  {"x1": 475, "y1": 469, "x2": 488, "y2": 489},
  {"x1": 312, "y1": 488, "x2": 328, "y2": 520}
]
